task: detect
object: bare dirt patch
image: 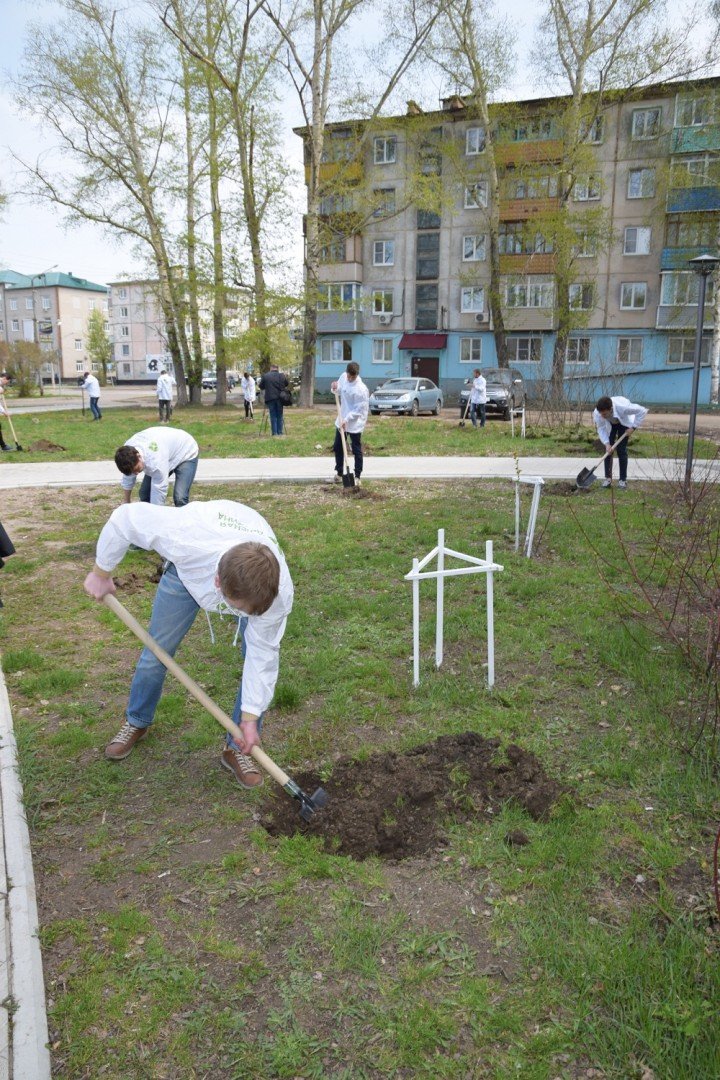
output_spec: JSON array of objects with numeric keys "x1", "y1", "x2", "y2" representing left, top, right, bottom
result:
[
  {"x1": 27, "y1": 439, "x2": 67, "y2": 452},
  {"x1": 260, "y1": 732, "x2": 565, "y2": 860}
]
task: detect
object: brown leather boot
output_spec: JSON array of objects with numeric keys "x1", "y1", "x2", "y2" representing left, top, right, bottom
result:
[
  {"x1": 221, "y1": 746, "x2": 263, "y2": 788},
  {"x1": 105, "y1": 722, "x2": 149, "y2": 761}
]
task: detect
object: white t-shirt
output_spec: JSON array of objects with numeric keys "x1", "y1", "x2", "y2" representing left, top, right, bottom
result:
[{"x1": 120, "y1": 427, "x2": 199, "y2": 504}]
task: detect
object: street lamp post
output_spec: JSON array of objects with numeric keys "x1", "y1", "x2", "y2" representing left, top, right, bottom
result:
[{"x1": 685, "y1": 253, "x2": 720, "y2": 490}]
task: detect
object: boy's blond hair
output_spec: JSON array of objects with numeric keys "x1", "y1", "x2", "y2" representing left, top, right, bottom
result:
[{"x1": 218, "y1": 542, "x2": 280, "y2": 614}]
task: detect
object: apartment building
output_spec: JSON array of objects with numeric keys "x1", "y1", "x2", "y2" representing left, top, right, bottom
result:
[
  {"x1": 0, "y1": 270, "x2": 109, "y2": 381},
  {"x1": 109, "y1": 279, "x2": 248, "y2": 383},
  {"x1": 302, "y1": 77, "x2": 720, "y2": 403}
]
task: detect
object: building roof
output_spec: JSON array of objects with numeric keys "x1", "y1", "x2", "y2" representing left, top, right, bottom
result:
[{"x1": 0, "y1": 269, "x2": 108, "y2": 293}]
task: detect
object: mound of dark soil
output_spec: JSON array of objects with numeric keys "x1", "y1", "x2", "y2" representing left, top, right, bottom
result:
[
  {"x1": 260, "y1": 732, "x2": 564, "y2": 861},
  {"x1": 27, "y1": 439, "x2": 66, "y2": 452}
]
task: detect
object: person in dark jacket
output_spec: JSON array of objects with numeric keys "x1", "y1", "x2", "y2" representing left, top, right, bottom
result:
[
  {"x1": 258, "y1": 364, "x2": 289, "y2": 436},
  {"x1": 0, "y1": 521, "x2": 16, "y2": 609}
]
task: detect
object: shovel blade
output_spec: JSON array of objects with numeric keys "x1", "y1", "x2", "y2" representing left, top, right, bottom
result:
[
  {"x1": 575, "y1": 467, "x2": 596, "y2": 490},
  {"x1": 341, "y1": 471, "x2": 355, "y2": 488}
]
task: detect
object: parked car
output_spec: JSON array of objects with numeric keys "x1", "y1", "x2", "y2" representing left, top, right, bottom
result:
[
  {"x1": 369, "y1": 378, "x2": 444, "y2": 416},
  {"x1": 458, "y1": 368, "x2": 526, "y2": 420}
]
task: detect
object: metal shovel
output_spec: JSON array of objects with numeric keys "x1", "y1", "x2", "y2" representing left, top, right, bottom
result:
[
  {"x1": 575, "y1": 429, "x2": 631, "y2": 489},
  {"x1": 458, "y1": 394, "x2": 472, "y2": 427},
  {"x1": 102, "y1": 594, "x2": 328, "y2": 821},
  {"x1": 334, "y1": 391, "x2": 355, "y2": 488}
]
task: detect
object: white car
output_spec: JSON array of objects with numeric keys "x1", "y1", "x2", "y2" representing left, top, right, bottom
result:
[{"x1": 369, "y1": 378, "x2": 444, "y2": 416}]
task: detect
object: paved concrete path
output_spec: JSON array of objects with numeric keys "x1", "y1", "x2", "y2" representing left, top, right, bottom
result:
[{"x1": 0, "y1": 454, "x2": 717, "y2": 489}]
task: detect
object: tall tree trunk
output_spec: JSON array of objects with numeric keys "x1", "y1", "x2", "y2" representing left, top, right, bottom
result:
[
  {"x1": 182, "y1": 54, "x2": 204, "y2": 405},
  {"x1": 205, "y1": 52, "x2": 227, "y2": 405}
]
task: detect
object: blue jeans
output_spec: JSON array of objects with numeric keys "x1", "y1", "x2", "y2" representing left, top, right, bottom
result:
[
  {"x1": 139, "y1": 456, "x2": 198, "y2": 506},
  {"x1": 89, "y1": 397, "x2": 102, "y2": 421},
  {"x1": 471, "y1": 402, "x2": 485, "y2": 428},
  {"x1": 267, "y1": 399, "x2": 284, "y2": 436},
  {"x1": 334, "y1": 429, "x2": 363, "y2": 477},
  {"x1": 604, "y1": 421, "x2": 629, "y2": 481},
  {"x1": 126, "y1": 564, "x2": 260, "y2": 748}
]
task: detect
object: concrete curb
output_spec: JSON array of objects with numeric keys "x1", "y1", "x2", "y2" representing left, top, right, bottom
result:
[{"x1": 0, "y1": 667, "x2": 51, "y2": 1079}]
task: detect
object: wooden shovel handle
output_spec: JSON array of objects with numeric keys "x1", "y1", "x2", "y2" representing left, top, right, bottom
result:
[
  {"x1": 102, "y1": 593, "x2": 290, "y2": 787},
  {"x1": 600, "y1": 427, "x2": 631, "y2": 462},
  {"x1": 334, "y1": 391, "x2": 351, "y2": 471}
]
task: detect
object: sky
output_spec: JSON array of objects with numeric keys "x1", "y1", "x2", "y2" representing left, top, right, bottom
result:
[{"x1": 0, "y1": 0, "x2": 707, "y2": 288}]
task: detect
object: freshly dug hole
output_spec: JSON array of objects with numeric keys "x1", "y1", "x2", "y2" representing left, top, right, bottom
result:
[{"x1": 260, "y1": 732, "x2": 565, "y2": 860}]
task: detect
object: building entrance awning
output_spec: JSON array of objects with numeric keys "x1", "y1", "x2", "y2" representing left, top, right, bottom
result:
[{"x1": 398, "y1": 333, "x2": 447, "y2": 350}]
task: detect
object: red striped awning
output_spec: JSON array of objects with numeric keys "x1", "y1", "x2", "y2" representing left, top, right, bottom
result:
[{"x1": 398, "y1": 333, "x2": 448, "y2": 350}]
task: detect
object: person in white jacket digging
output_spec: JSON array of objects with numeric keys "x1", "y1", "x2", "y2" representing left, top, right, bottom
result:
[
  {"x1": 592, "y1": 395, "x2": 648, "y2": 489},
  {"x1": 83, "y1": 500, "x2": 294, "y2": 789},
  {"x1": 115, "y1": 426, "x2": 199, "y2": 506},
  {"x1": 330, "y1": 361, "x2": 369, "y2": 486}
]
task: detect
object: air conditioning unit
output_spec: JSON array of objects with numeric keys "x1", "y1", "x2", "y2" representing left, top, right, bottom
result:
[
  {"x1": 378, "y1": 314, "x2": 392, "y2": 325},
  {"x1": 475, "y1": 312, "x2": 489, "y2": 324}
]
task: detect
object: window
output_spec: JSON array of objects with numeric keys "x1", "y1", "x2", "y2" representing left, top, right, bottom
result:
[
  {"x1": 665, "y1": 216, "x2": 720, "y2": 247},
  {"x1": 416, "y1": 232, "x2": 440, "y2": 279},
  {"x1": 581, "y1": 115, "x2": 604, "y2": 143},
  {"x1": 74, "y1": 338, "x2": 83, "y2": 350},
  {"x1": 75, "y1": 361, "x2": 84, "y2": 373},
  {"x1": 417, "y1": 209, "x2": 441, "y2": 229},
  {"x1": 620, "y1": 282, "x2": 647, "y2": 309},
  {"x1": 11, "y1": 319, "x2": 19, "y2": 332},
  {"x1": 320, "y1": 338, "x2": 353, "y2": 363},
  {"x1": 464, "y1": 181, "x2": 488, "y2": 208},
  {"x1": 320, "y1": 192, "x2": 353, "y2": 215},
  {"x1": 566, "y1": 337, "x2": 590, "y2": 363},
  {"x1": 667, "y1": 335, "x2": 711, "y2": 364},
  {"x1": 671, "y1": 154, "x2": 719, "y2": 187},
  {"x1": 372, "y1": 338, "x2": 393, "y2": 363},
  {"x1": 9, "y1": 299, "x2": 17, "y2": 310},
  {"x1": 373, "y1": 240, "x2": 395, "y2": 266},
  {"x1": 460, "y1": 337, "x2": 482, "y2": 363},
  {"x1": 372, "y1": 187, "x2": 396, "y2": 218},
  {"x1": 119, "y1": 306, "x2": 129, "y2": 318},
  {"x1": 569, "y1": 283, "x2": 594, "y2": 310},
  {"x1": 317, "y1": 283, "x2": 359, "y2": 310},
  {"x1": 374, "y1": 136, "x2": 396, "y2": 164},
  {"x1": 573, "y1": 231, "x2": 597, "y2": 257},
  {"x1": 628, "y1": 168, "x2": 655, "y2": 199},
  {"x1": 631, "y1": 107, "x2": 661, "y2": 140},
  {"x1": 623, "y1": 226, "x2": 651, "y2": 255},
  {"x1": 25, "y1": 297, "x2": 33, "y2": 310},
  {"x1": 463, "y1": 234, "x2": 486, "y2": 261},
  {"x1": 88, "y1": 299, "x2": 95, "y2": 311},
  {"x1": 117, "y1": 287, "x2": 127, "y2": 299},
  {"x1": 41, "y1": 297, "x2": 50, "y2": 310},
  {"x1": 419, "y1": 136, "x2": 442, "y2": 176},
  {"x1": 415, "y1": 283, "x2": 438, "y2": 329},
  {"x1": 661, "y1": 272, "x2": 715, "y2": 306},
  {"x1": 511, "y1": 117, "x2": 553, "y2": 141},
  {"x1": 574, "y1": 175, "x2": 601, "y2": 201},
  {"x1": 499, "y1": 222, "x2": 553, "y2": 254},
  {"x1": 504, "y1": 278, "x2": 554, "y2": 308},
  {"x1": 121, "y1": 344, "x2": 130, "y2": 357},
  {"x1": 617, "y1": 337, "x2": 643, "y2": 365},
  {"x1": 507, "y1": 174, "x2": 558, "y2": 199},
  {"x1": 320, "y1": 240, "x2": 346, "y2": 263},
  {"x1": 372, "y1": 290, "x2": 393, "y2": 314},
  {"x1": 120, "y1": 325, "x2": 130, "y2": 337},
  {"x1": 507, "y1": 336, "x2": 541, "y2": 363},
  {"x1": 321, "y1": 129, "x2": 353, "y2": 163},
  {"x1": 675, "y1": 94, "x2": 713, "y2": 127},
  {"x1": 461, "y1": 286, "x2": 485, "y2": 313},
  {"x1": 466, "y1": 127, "x2": 486, "y2": 155},
  {"x1": 122, "y1": 362, "x2": 131, "y2": 375}
]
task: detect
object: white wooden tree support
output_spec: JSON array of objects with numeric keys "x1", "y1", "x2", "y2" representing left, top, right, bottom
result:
[
  {"x1": 404, "y1": 529, "x2": 504, "y2": 689},
  {"x1": 514, "y1": 475, "x2": 544, "y2": 558}
]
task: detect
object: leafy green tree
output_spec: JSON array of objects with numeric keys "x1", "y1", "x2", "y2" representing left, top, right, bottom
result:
[{"x1": 86, "y1": 308, "x2": 111, "y2": 385}]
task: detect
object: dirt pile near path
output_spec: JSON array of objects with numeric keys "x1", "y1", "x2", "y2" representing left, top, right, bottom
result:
[
  {"x1": 260, "y1": 732, "x2": 564, "y2": 860},
  {"x1": 27, "y1": 440, "x2": 66, "y2": 452}
]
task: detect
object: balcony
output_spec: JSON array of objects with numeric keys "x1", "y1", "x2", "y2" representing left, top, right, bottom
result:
[
  {"x1": 666, "y1": 187, "x2": 720, "y2": 214},
  {"x1": 499, "y1": 198, "x2": 559, "y2": 220},
  {"x1": 494, "y1": 140, "x2": 563, "y2": 166},
  {"x1": 305, "y1": 159, "x2": 364, "y2": 185},
  {"x1": 660, "y1": 246, "x2": 712, "y2": 271},
  {"x1": 317, "y1": 311, "x2": 363, "y2": 333},
  {"x1": 318, "y1": 262, "x2": 363, "y2": 284},
  {"x1": 499, "y1": 253, "x2": 556, "y2": 275},
  {"x1": 671, "y1": 125, "x2": 720, "y2": 155}
]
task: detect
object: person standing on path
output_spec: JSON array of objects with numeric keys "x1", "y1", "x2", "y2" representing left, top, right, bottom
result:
[
  {"x1": 156, "y1": 369, "x2": 175, "y2": 423},
  {"x1": 469, "y1": 368, "x2": 487, "y2": 429},
  {"x1": 258, "y1": 364, "x2": 289, "y2": 436},
  {"x1": 0, "y1": 372, "x2": 12, "y2": 451},
  {"x1": 330, "y1": 361, "x2": 369, "y2": 486},
  {"x1": 81, "y1": 370, "x2": 102, "y2": 421},
  {"x1": 241, "y1": 371, "x2": 256, "y2": 420},
  {"x1": 83, "y1": 499, "x2": 294, "y2": 789},
  {"x1": 592, "y1": 395, "x2": 648, "y2": 490},
  {"x1": 114, "y1": 426, "x2": 199, "y2": 506}
]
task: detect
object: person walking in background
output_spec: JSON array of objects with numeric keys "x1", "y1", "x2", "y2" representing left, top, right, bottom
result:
[
  {"x1": 593, "y1": 395, "x2": 648, "y2": 490},
  {"x1": 258, "y1": 364, "x2": 289, "y2": 436},
  {"x1": 83, "y1": 499, "x2": 294, "y2": 789},
  {"x1": 241, "y1": 371, "x2": 256, "y2": 420},
  {"x1": 0, "y1": 520, "x2": 15, "y2": 609},
  {"x1": 330, "y1": 361, "x2": 369, "y2": 486},
  {"x1": 0, "y1": 372, "x2": 12, "y2": 451},
  {"x1": 114, "y1": 426, "x2": 199, "y2": 506},
  {"x1": 469, "y1": 368, "x2": 487, "y2": 429},
  {"x1": 156, "y1": 369, "x2": 174, "y2": 423},
  {"x1": 81, "y1": 370, "x2": 102, "y2": 421}
]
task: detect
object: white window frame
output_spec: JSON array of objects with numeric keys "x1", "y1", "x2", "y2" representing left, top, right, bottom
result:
[
  {"x1": 675, "y1": 94, "x2": 713, "y2": 128},
  {"x1": 25, "y1": 297, "x2": 33, "y2": 310},
  {"x1": 631, "y1": 107, "x2": 661, "y2": 140},
  {"x1": 116, "y1": 287, "x2": 127, "y2": 300},
  {"x1": 667, "y1": 336, "x2": 710, "y2": 365},
  {"x1": 459, "y1": 337, "x2": 482, "y2": 363},
  {"x1": 372, "y1": 290, "x2": 393, "y2": 314},
  {"x1": 460, "y1": 286, "x2": 485, "y2": 313},
  {"x1": 569, "y1": 283, "x2": 594, "y2": 310},
  {"x1": 41, "y1": 296, "x2": 51, "y2": 310},
  {"x1": 623, "y1": 226, "x2": 652, "y2": 255},
  {"x1": 121, "y1": 344, "x2": 130, "y2": 357},
  {"x1": 583, "y1": 115, "x2": 604, "y2": 144},
  {"x1": 373, "y1": 240, "x2": 395, "y2": 266},
  {"x1": 119, "y1": 306, "x2": 129, "y2": 318},
  {"x1": 507, "y1": 336, "x2": 541, "y2": 363},
  {"x1": 617, "y1": 337, "x2": 643, "y2": 365},
  {"x1": 9, "y1": 299, "x2": 17, "y2": 310},
  {"x1": 464, "y1": 181, "x2": 488, "y2": 209},
  {"x1": 372, "y1": 187, "x2": 396, "y2": 218},
  {"x1": 462, "y1": 234, "x2": 486, "y2": 261},
  {"x1": 627, "y1": 168, "x2": 655, "y2": 199},
  {"x1": 466, "y1": 127, "x2": 486, "y2": 155},
  {"x1": 74, "y1": 338, "x2": 83, "y2": 351},
  {"x1": 374, "y1": 136, "x2": 397, "y2": 165},
  {"x1": 320, "y1": 338, "x2": 353, "y2": 364},
  {"x1": 661, "y1": 272, "x2": 715, "y2": 307},
  {"x1": 566, "y1": 337, "x2": 590, "y2": 364},
  {"x1": 620, "y1": 282, "x2": 647, "y2": 310},
  {"x1": 574, "y1": 231, "x2": 597, "y2": 257},
  {"x1": 120, "y1": 325, "x2": 130, "y2": 337},
  {"x1": 75, "y1": 361, "x2": 84, "y2": 373},
  {"x1": 573, "y1": 175, "x2": 601, "y2": 201},
  {"x1": 504, "y1": 278, "x2": 554, "y2": 309},
  {"x1": 11, "y1": 319, "x2": 19, "y2": 332},
  {"x1": 317, "y1": 283, "x2": 360, "y2": 311},
  {"x1": 88, "y1": 299, "x2": 95, "y2": 311},
  {"x1": 372, "y1": 338, "x2": 393, "y2": 364}
]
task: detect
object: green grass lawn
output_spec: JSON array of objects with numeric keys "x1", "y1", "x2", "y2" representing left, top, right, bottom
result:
[
  {"x1": 1, "y1": 401, "x2": 716, "y2": 463},
  {"x1": 0, "y1": 477, "x2": 718, "y2": 1078}
]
